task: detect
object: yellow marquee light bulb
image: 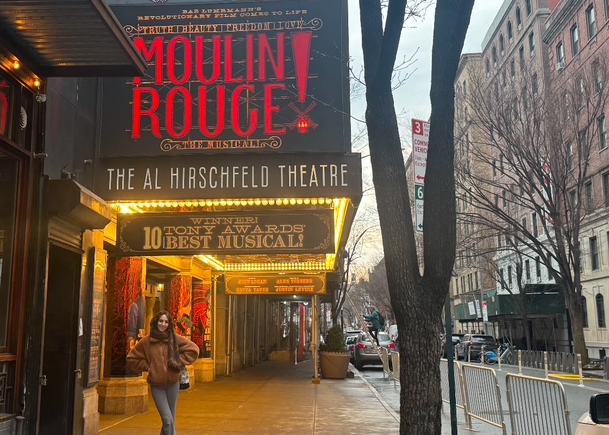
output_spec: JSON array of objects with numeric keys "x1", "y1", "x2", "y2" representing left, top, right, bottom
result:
[
  {"x1": 304, "y1": 198, "x2": 310, "y2": 204},
  {"x1": 254, "y1": 200, "x2": 261, "y2": 205},
  {"x1": 13, "y1": 60, "x2": 19, "y2": 69},
  {"x1": 185, "y1": 201, "x2": 192, "y2": 207},
  {"x1": 247, "y1": 200, "x2": 254, "y2": 206},
  {"x1": 227, "y1": 200, "x2": 233, "y2": 206},
  {"x1": 171, "y1": 202, "x2": 178, "y2": 207},
  {"x1": 289, "y1": 199, "x2": 296, "y2": 205},
  {"x1": 34, "y1": 79, "x2": 41, "y2": 87},
  {"x1": 296, "y1": 199, "x2": 303, "y2": 205},
  {"x1": 311, "y1": 199, "x2": 318, "y2": 205}
]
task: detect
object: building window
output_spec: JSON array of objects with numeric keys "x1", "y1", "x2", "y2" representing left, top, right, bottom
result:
[
  {"x1": 486, "y1": 59, "x2": 490, "y2": 77},
  {"x1": 493, "y1": 46, "x2": 498, "y2": 67},
  {"x1": 532, "y1": 212, "x2": 538, "y2": 236},
  {"x1": 603, "y1": 172, "x2": 609, "y2": 206},
  {"x1": 569, "y1": 189, "x2": 577, "y2": 209},
  {"x1": 500, "y1": 35, "x2": 505, "y2": 56},
  {"x1": 508, "y1": 265, "x2": 513, "y2": 286},
  {"x1": 571, "y1": 25, "x2": 580, "y2": 56},
  {"x1": 529, "y1": 32, "x2": 536, "y2": 57},
  {"x1": 522, "y1": 216, "x2": 527, "y2": 232},
  {"x1": 525, "y1": 259, "x2": 531, "y2": 280},
  {"x1": 510, "y1": 59, "x2": 516, "y2": 80},
  {"x1": 0, "y1": 77, "x2": 14, "y2": 138},
  {"x1": 591, "y1": 236, "x2": 600, "y2": 270},
  {"x1": 600, "y1": 115, "x2": 607, "y2": 150},
  {"x1": 519, "y1": 46, "x2": 525, "y2": 70},
  {"x1": 594, "y1": 61, "x2": 604, "y2": 92},
  {"x1": 532, "y1": 73, "x2": 539, "y2": 96},
  {"x1": 498, "y1": 234, "x2": 502, "y2": 248},
  {"x1": 556, "y1": 42, "x2": 565, "y2": 69},
  {"x1": 526, "y1": 0, "x2": 532, "y2": 15},
  {"x1": 500, "y1": 155, "x2": 504, "y2": 171},
  {"x1": 516, "y1": 7, "x2": 522, "y2": 29},
  {"x1": 597, "y1": 293, "x2": 606, "y2": 328},
  {"x1": 502, "y1": 190, "x2": 507, "y2": 208},
  {"x1": 588, "y1": 5, "x2": 598, "y2": 39},
  {"x1": 585, "y1": 180, "x2": 594, "y2": 210},
  {"x1": 535, "y1": 256, "x2": 541, "y2": 280},
  {"x1": 508, "y1": 21, "x2": 513, "y2": 42},
  {"x1": 0, "y1": 152, "x2": 18, "y2": 348},
  {"x1": 499, "y1": 268, "x2": 505, "y2": 288},
  {"x1": 582, "y1": 296, "x2": 589, "y2": 328}
]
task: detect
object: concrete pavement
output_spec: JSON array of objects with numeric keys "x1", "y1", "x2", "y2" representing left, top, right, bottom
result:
[
  {"x1": 98, "y1": 359, "x2": 400, "y2": 435},
  {"x1": 99, "y1": 358, "x2": 608, "y2": 435}
]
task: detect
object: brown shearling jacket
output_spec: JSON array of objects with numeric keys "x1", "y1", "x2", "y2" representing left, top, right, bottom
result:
[{"x1": 127, "y1": 334, "x2": 199, "y2": 386}]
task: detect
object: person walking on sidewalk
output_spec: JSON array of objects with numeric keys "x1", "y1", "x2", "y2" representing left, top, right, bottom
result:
[
  {"x1": 364, "y1": 306, "x2": 383, "y2": 345},
  {"x1": 127, "y1": 310, "x2": 199, "y2": 435}
]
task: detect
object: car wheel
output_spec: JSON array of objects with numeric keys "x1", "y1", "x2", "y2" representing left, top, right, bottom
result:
[{"x1": 355, "y1": 358, "x2": 364, "y2": 370}]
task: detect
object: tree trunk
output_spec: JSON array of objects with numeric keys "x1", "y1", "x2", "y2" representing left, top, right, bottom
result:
[
  {"x1": 359, "y1": 1, "x2": 473, "y2": 433},
  {"x1": 566, "y1": 292, "x2": 588, "y2": 364}
]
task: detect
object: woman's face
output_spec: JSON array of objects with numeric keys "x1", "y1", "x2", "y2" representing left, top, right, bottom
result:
[{"x1": 157, "y1": 314, "x2": 169, "y2": 332}]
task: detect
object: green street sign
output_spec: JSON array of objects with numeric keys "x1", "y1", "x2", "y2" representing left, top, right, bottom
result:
[{"x1": 415, "y1": 185, "x2": 424, "y2": 200}]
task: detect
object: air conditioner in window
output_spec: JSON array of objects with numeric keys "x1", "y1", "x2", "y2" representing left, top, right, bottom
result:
[{"x1": 556, "y1": 61, "x2": 565, "y2": 71}]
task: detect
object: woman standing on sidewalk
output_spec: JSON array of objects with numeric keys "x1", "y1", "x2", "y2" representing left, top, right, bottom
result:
[{"x1": 127, "y1": 310, "x2": 199, "y2": 435}]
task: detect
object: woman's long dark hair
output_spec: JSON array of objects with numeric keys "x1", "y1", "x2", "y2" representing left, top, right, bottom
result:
[{"x1": 150, "y1": 311, "x2": 182, "y2": 371}]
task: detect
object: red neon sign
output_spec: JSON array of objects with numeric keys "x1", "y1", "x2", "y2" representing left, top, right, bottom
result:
[{"x1": 131, "y1": 32, "x2": 312, "y2": 140}]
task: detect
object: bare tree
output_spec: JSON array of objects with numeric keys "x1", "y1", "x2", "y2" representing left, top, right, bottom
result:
[
  {"x1": 461, "y1": 52, "x2": 609, "y2": 363},
  {"x1": 359, "y1": 1, "x2": 474, "y2": 433}
]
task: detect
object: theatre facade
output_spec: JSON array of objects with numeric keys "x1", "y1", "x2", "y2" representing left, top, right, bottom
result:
[
  {"x1": 5, "y1": 0, "x2": 360, "y2": 434},
  {"x1": 93, "y1": 0, "x2": 360, "y2": 430}
]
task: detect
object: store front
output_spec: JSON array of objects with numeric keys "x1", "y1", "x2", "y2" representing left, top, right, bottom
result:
[
  {"x1": 0, "y1": 1, "x2": 146, "y2": 434},
  {"x1": 91, "y1": 0, "x2": 360, "y2": 418}
]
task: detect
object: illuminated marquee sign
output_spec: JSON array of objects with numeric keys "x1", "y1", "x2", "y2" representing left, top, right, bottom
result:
[
  {"x1": 102, "y1": 0, "x2": 349, "y2": 157},
  {"x1": 226, "y1": 274, "x2": 326, "y2": 295},
  {"x1": 95, "y1": 152, "x2": 361, "y2": 201},
  {"x1": 116, "y1": 209, "x2": 334, "y2": 256}
]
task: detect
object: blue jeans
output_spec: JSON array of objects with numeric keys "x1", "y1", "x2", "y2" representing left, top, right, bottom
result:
[{"x1": 151, "y1": 382, "x2": 180, "y2": 435}]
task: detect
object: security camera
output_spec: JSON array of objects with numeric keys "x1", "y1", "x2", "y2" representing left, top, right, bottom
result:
[{"x1": 35, "y1": 93, "x2": 46, "y2": 103}]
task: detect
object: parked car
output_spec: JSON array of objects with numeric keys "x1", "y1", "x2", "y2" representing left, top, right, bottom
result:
[
  {"x1": 576, "y1": 393, "x2": 609, "y2": 434},
  {"x1": 346, "y1": 334, "x2": 359, "y2": 363},
  {"x1": 352, "y1": 331, "x2": 396, "y2": 370},
  {"x1": 455, "y1": 334, "x2": 496, "y2": 361},
  {"x1": 441, "y1": 333, "x2": 464, "y2": 358}
]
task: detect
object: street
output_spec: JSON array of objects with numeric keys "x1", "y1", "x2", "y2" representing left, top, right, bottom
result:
[{"x1": 356, "y1": 363, "x2": 609, "y2": 434}]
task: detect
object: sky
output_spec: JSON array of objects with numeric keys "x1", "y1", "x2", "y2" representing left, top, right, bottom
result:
[{"x1": 346, "y1": 1, "x2": 505, "y2": 273}]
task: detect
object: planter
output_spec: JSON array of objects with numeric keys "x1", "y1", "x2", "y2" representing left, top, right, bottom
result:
[{"x1": 320, "y1": 351, "x2": 351, "y2": 379}]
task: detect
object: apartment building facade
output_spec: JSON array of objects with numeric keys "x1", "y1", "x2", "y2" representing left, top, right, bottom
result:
[{"x1": 544, "y1": 0, "x2": 609, "y2": 359}]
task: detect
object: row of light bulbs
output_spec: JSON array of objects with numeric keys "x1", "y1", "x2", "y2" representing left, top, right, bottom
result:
[
  {"x1": 224, "y1": 262, "x2": 329, "y2": 272},
  {"x1": 115, "y1": 198, "x2": 340, "y2": 210}
]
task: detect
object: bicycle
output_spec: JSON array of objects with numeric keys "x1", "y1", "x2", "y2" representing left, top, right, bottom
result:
[{"x1": 499, "y1": 344, "x2": 516, "y2": 365}]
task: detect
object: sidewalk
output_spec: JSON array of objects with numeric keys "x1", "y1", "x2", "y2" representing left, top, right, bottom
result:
[{"x1": 98, "y1": 359, "x2": 400, "y2": 435}]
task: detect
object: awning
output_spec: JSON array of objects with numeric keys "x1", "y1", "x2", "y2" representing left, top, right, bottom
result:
[{"x1": 0, "y1": 0, "x2": 146, "y2": 77}]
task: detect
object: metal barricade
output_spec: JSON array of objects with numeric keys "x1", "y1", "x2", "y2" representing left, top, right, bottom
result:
[
  {"x1": 506, "y1": 373, "x2": 571, "y2": 435},
  {"x1": 461, "y1": 364, "x2": 507, "y2": 434},
  {"x1": 391, "y1": 352, "x2": 400, "y2": 387},
  {"x1": 440, "y1": 359, "x2": 471, "y2": 428}
]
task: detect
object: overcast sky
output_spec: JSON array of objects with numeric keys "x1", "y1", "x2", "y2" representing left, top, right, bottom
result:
[
  {"x1": 348, "y1": 1, "x2": 503, "y2": 126},
  {"x1": 346, "y1": 1, "x2": 505, "y2": 269}
]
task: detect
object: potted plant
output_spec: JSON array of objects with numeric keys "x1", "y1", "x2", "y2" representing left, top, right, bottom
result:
[{"x1": 319, "y1": 325, "x2": 351, "y2": 379}]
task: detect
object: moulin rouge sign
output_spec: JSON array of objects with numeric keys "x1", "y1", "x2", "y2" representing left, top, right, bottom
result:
[{"x1": 102, "y1": 0, "x2": 349, "y2": 157}]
